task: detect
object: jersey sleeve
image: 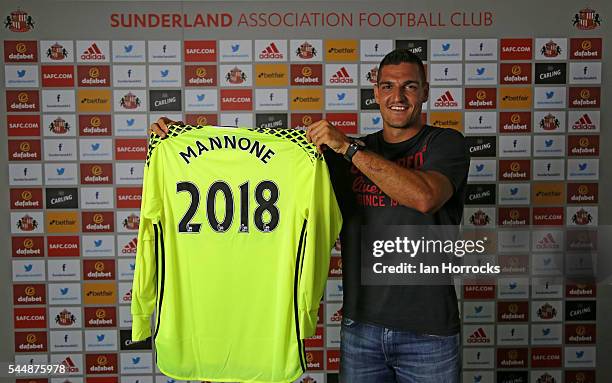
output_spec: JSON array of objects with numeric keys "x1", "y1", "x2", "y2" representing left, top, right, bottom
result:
[
  {"x1": 131, "y1": 139, "x2": 164, "y2": 342},
  {"x1": 298, "y1": 156, "x2": 342, "y2": 339}
]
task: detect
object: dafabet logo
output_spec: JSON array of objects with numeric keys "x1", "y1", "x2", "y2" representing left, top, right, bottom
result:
[
  {"x1": 185, "y1": 65, "x2": 217, "y2": 87},
  {"x1": 500, "y1": 63, "x2": 531, "y2": 84},
  {"x1": 4, "y1": 40, "x2": 38, "y2": 62},
  {"x1": 570, "y1": 38, "x2": 601, "y2": 59},
  {"x1": 77, "y1": 65, "x2": 110, "y2": 87},
  {"x1": 7, "y1": 90, "x2": 39, "y2": 111},
  {"x1": 569, "y1": 87, "x2": 600, "y2": 108},
  {"x1": 291, "y1": 64, "x2": 322, "y2": 86},
  {"x1": 465, "y1": 88, "x2": 496, "y2": 109},
  {"x1": 499, "y1": 112, "x2": 531, "y2": 133},
  {"x1": 291, "y1": 113, "x2": 323, "y2": 130},
  {"x1": 82, "y1": 211, "x2": 114, "y2": 232}
]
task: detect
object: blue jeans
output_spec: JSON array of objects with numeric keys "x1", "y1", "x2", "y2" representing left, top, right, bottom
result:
[{"x1": 340, "y1": 317, "x2": 460, "y2": 383}]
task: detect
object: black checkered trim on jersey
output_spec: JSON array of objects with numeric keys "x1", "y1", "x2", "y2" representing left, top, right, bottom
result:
[
  {"x1": 145, "y1": 124, "x2": 207, "y2": 167},
  {"x1": 146, "y1": 124, "x2": 321, "y2": 166},
  {"x1": 248, "y1": 127, "x2": 321, "y2": 162}
]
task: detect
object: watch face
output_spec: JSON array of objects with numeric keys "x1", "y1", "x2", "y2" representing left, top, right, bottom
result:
[{"x1": 344, "y1": 140, "x2": 363, "y2": 162}]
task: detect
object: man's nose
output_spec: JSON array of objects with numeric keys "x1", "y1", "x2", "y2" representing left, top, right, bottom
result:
[{"x1": 390, "y1": 86, "x2": 407, "y2": 102}]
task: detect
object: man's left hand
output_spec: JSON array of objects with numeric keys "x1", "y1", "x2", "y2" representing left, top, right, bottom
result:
[{"x1": 305, "y1": 119, "x2": 351, "y2": 154}]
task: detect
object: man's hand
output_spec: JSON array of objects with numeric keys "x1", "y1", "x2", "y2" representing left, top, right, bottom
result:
[
  {"x1": 305, "y1": 120, "x2": 351, "y2": 155},
  {"x1": 148, "y1": 117, "x2": 183, "y2": 138}
]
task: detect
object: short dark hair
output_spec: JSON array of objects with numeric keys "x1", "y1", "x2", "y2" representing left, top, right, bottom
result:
[{"x1": 377, "y1": 49, "x2": 427, "y2": 84}]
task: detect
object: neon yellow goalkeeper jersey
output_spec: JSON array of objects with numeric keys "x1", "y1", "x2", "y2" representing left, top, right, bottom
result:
[{"x1": 131, "y1": 124, "x2": 342, "y2": 383}]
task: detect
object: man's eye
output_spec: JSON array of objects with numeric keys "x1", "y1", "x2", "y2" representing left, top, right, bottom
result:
[{"x1": 382, "y1": 84, "x2": 392, "y2": 90}]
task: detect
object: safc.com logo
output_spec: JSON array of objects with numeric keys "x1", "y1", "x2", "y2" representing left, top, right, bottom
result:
[{"x1": 500, "y1": 38, "x2": 532, "y2": 60}]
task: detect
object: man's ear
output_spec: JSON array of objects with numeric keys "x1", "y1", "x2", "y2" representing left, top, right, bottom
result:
[{"x1": 422, "y1": 82, "x2": 429, "y2": 103}]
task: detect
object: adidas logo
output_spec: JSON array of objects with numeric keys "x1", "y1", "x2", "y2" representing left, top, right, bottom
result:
[
  {"x1": 122, "y1": 238, "x2": 138, "y2": 254},
  {"x1": 330, "y1": 67, "x2": 353, "y2": 84},
  {"x1": 572, "y1": 113, "x2": 596, "y2": 130},
  {"x1": 61, "y1": 356, "x2": 79, "y2": 373},
  {"x1": 434, "y1": 90, "x2": 459, "y2": 107},
  {"x1": 467, "y1": 327, "x2": 491, "y2": 343},
  {"x1": 536, "y1": 233, "x2": 559, "y2": 249},
  {"x1": 81, "y1": 43, "x2": 105, "y2": 61},
  {"x1": 259, "y1": 42, "x2": 283, "y2": 59}
]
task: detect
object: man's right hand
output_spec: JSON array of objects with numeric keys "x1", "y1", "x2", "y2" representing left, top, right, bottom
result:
[{"x1": 148, "y1": 117, "x2": 183, "y2": 138}]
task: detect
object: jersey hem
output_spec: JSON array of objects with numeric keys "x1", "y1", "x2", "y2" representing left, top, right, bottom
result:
[{"x1": 156, "y1": 362, "x2": 305, "y2": 383}]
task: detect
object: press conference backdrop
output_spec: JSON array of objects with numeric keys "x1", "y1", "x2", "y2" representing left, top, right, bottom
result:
[{"x1": 1, "y1": 1, "x2": 611, "y2": 382}]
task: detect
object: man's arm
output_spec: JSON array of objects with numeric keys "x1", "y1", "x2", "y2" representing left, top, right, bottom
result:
[
  {"x1": 306, "y1": 120, "x2": 454, "y2": 214},
  {"x1": 351, "y1": 149, "x2": 453, "y2": 214}
]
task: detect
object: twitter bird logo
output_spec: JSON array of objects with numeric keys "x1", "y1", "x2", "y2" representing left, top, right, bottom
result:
[
  {"x1": 578, "y1": 163, "x2": 588, "y2": 171},
  {"x1": 510, "y1": 187, "x2": 518, "y2": 195},
  {"x1": 97, "y1": 334, "x2": 105, "y2": 342},
  {"x1": 127, "y1": 118, "x2": 135, "y2": 126},
  {"x1": 57, "y1": 167, "x2": 65, "y2": 175},
  {"x1": 509, "y1": 281, "x2": 517, "y2": 289},
  {"x1": 542, "y1": 328, "x2": 551, "y2": 336},
  {"x1": 197, "y1": 94, "x2": 206, "y2": 101},
  {"x1": 474, "y1": 306, "x2": 483, "y2": 313},
  {"x1": 337, "y1": 93, "x2": 346, "y2": 101},
  {"x1": 24, "y1": 264, "x2": 33, "y2": 272},
  {"x1": 476, "y1": 68, "x2": 485, "y2": 75},
  {"x1": 94, "y1": 240, "x2": 103, "y2": 247},
  {"x1": 91, "y1": 143, "x2": 100, "y2": 151},
  {"x1": 372, "y1": 116, "x2": 381, "y2": 124},
  {"x1": 545, "y1": 139, "x2": 554, "y2": 147},
  {"x1": 546, "y1": 91, "x2": 554, "y2": 99},
  {"x1": 475, "y1": 164, "x2": 484, "y2": 172},
  {"x1": 17, "y1": 70, "x2": 26, "y2": 78},
  {"x1": 474, "y1": 376, "x2": 482, "y2": 383},
  {"x1": 442, "y1": 43, "x2": 450, "y2": 51},
  {"x1": 132, "y1": 357, "x2": 141, "y2": 364},
  {"x1": 124, "y1": 45, "x2": 134, "y2": 53},
  {"x1": 231, "y1": 44, "x2": 240, "y2": 52},
  {"x1": 543, "y1": 258, "x2": 552, "y2": 265},
  {"x1": 60, "y1": 287, "x2": 69, "y2": 295},
  {"x1": 160, "y1": 69, "x2": 169, "y2": 77},
  {"x1": 130, "y1": 263, "x2": 135, "y2": 270},
  {"x1": 576, "y1": 351, "x2": 584, "y2": 358}
]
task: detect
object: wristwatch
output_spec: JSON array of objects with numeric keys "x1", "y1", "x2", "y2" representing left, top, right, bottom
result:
[{"x1": 343, "y1": 139, "x2": 366, "y2": 162}]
